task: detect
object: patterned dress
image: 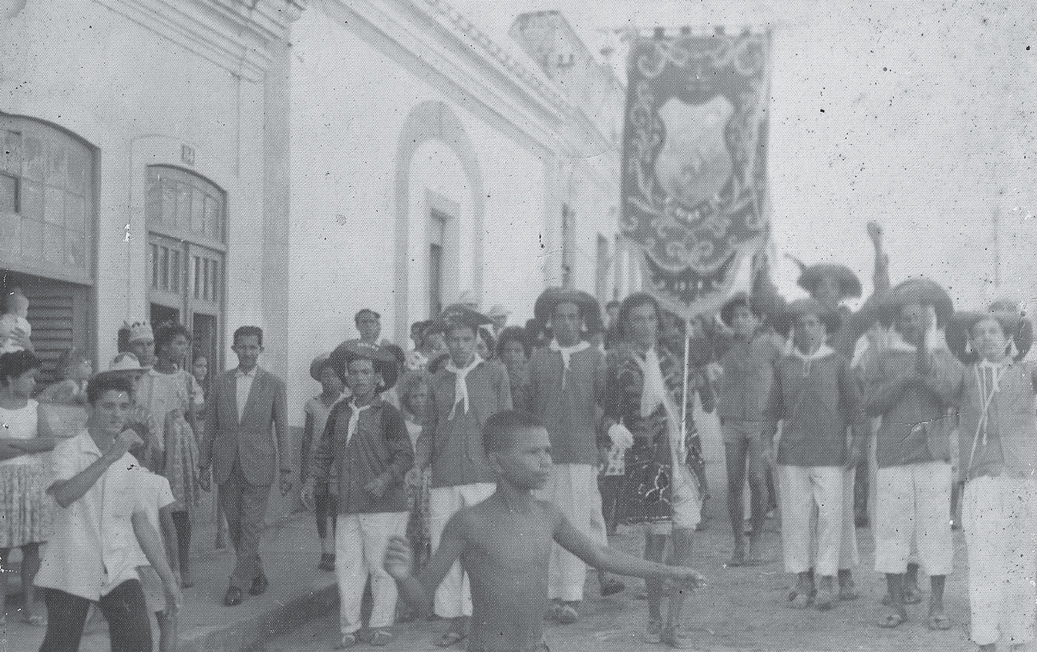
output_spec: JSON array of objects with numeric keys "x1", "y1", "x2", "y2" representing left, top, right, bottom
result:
[
  {"x1": 604, "y1": 341, "x2": 712, "y2": 527},
  {"x1": 0, "y1": 400, "x2": 52, "y2": 547},
  {"x1": 137, "y1": 368, "x2": 204, "y2": 515}
]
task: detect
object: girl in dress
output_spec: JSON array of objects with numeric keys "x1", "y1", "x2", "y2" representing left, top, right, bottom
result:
[
  {"x1": 0, "y1": 351, "x2": 54, "y2": 625},
  {"x1": 137, "y1": 323, "x2": 204, "y2": 588},
  {"x1": 301, "y1": 353, "x2": 346, "y2": 571}
]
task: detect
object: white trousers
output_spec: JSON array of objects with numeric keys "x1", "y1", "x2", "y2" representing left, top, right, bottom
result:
[
  {"x1": 963, "y1": 475, "x2": 1037, "y2": 647},
  {"x1": 534, "y1": 463, "x2": 608, "y2": 602},
  {"x1": 874, "y1": 462, "x2": 952, "y2": 576},
  {"x1": 778, "y1": 465, "x2": 843, "y2": 576},
  {"x1": 335, "y1": 511, "x2": 409, "y2": 634},
  {"x1": 429, "y1": 482, "x2": 496, "y2": 618}
]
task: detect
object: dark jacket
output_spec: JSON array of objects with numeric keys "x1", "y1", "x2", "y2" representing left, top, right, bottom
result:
[
  {"x1": 766, "y1": 347, "x2": 867, "y2": 467},
  {"x1": 311, "y1": 397, "x2": 413, "y2": 514},
  {"x1": 526, "y1": 345, "x2": 607, "y2": 465},
  {"x1": 415, "y1": 359, "x2": 512, "y2": 488}
]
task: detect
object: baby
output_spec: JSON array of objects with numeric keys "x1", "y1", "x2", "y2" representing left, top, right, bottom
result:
[{"x1": 0, "y1": 289, "x2": 30, "y2": 354}]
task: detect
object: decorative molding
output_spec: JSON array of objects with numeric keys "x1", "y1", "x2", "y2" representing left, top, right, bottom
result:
[{"x1": 94, "y1": 0, "x2": 305, "y2": 81}]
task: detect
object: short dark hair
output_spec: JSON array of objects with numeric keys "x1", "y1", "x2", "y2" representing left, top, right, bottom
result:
[
  {"x1": 482, "y1": 409, "x2": 544, "y2": 455},
  {"x1": 355, "y1": 309, "x2": 380, "y2": 324},
  {"x1": 233, "y1": 326, "x2": 263, "y2": 347},
  {"x1": 87, "y1": 372, "x2": 135, "y2": 405},
  {"x1": 0, "y1": 351, "x2": 42, "y2": 385},
  {"x1": 154, "y1": 322, "x2": 192, "y2": 355},
  {"x1": 617, "y1": 292, "x2": 663, "y2": 341},
  {"x1": 496, "y1": 326, "x2": 527, "y2": 358}
]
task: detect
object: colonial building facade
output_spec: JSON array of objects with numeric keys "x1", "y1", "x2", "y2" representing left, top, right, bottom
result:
[{"x1": 1, "y1": 0, "x2": 630, "y2": 423}]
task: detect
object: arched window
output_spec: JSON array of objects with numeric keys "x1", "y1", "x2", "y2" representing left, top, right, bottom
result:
[
  {"x1": 0, "y1": 114, "x2": 95, "y2": 382},
  {"x1": 146, "y1": 165, "x2": 226, "y2": 381}
]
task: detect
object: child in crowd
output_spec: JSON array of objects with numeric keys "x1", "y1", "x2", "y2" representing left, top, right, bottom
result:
[
  {"x1": 303, "y1": 340, "x2": 413, "y2": 648},
  {"x1": 131, "y1": 467, "x2": 182, "y2": 652},
  {"x1": 36, "y1": 348, "x2": 92, "y2": 405},
  {"x1": 951, "y1": 309, "x2": 1037, "y2": 651},
  {"x1": 766, "y1": 298, "x2": 867, "y2": 611},
  {"x1": 0, "y1": 288, "x2": 32, "y2": 354},
  {"x1": 0, "y1": 351, "x2": 53, "y2": 626},
  {"x1": 301, "y1": 353, "x2": 347, "y2": 572},
  {"x1": 399, "y1": 370, "x2": 432, "y2": 573},
  {"x1": 385, "y1": 409, "x2": 706, "y2": 652},
  {"x1": 714, "y1": 293, "x2": 783, "y2": 567},
  {"x1": 497, "y1": 326, "x2": 529, "y2": 411}
]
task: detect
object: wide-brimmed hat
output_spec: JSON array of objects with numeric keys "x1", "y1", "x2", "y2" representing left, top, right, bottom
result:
[
  {"x1": 533, "y1": 287, "x2": 602, "y2": 333},
  {"x1": 329, "y1": 339, "x2": 398, "y2": 391},
  {"x1": 719, "y1": 292, "x2": 759, "y2": 328},
  {"x1": 779, "y1": 298, "x2": 842, "y2": 337},
  {"x1": 797, "y1": 264, "x2": 862, "y2": 300},
  {"x1": 945, "y1": 306, "x2": 1033, "y2": 363},
  {"x1": 309, "y1": 353, "x2": 333, "y2": 382},
  {"x1": 428, "y1": 304, "x2": 493, "y2": 335},
  {"x1": 878, "y1": 277, "x2": 954, "y2": 328}
]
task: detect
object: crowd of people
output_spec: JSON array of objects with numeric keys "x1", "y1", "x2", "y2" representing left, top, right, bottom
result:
[{"x1": 0, "y1": 221, "x2": 1035, "y2": 652}]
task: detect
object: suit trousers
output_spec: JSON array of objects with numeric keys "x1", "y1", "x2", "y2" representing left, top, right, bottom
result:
[
  {"x1": 219, "y1": 458, "x2": 272, "y2": 589},
  {"x1": 335, "y1": 511, "x2": 409, "y2": 634}
]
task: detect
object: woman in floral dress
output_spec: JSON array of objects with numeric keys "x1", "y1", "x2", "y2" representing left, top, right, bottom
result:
[{"x1": 137, "y1": 322, "x2": 204, "y2": 588}]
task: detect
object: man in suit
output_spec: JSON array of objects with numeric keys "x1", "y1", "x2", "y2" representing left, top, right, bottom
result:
[{"x1": 198, "y1": 326, "x2": 291, "y2": 607}]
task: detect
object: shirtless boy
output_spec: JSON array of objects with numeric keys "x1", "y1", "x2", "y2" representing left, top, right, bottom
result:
[{"x1": 385, "y1": 410, "x2": 706, "y2": 652}]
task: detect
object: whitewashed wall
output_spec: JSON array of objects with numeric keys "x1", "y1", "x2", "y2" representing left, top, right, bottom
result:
[{"x1": 285, "y1": 5, "x2": 554, "y2": 422}]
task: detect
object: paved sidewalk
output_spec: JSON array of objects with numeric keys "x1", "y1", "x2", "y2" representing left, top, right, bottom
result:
[{"x1": 0, "y1": 511, "x2": 336, "y2": 652}]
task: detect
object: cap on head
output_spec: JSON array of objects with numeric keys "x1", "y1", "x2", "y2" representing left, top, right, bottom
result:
[
  {"x1": 127, "y1": 321, "x2": 154, "y2": 344},
  {"x1": 487, "y1": 304, "x2": 510, "y2": 319},
  {"x1": 431, "y1": 304, "x2": 493, "y2": 335},
  {"x1": 109, "y1": 351, "x2": 143, "y2": 372},
  {"x1": 720, "y1": 292, "x2": 758, "y2": 328},
  {"x1": 355, "y1": 308, "x2": 380, "y2": 322}
]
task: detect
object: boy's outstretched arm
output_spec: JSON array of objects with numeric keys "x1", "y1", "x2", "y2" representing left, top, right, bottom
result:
[
  {"x1": 384, "y1": 512, "x2": 467, "y2": 618},
  {"x1": 552, "y1": 508, "x2": 705, "y2": 591}
]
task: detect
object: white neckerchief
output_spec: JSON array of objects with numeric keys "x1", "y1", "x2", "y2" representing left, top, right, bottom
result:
[
  {"x1": 634, "y1": 346, "x2": 688, "y2": 471},
  {"x1": 445, "y1": 355, "x2": 483, "y2": 420},
  {"x1": 886, "y1": 328, "x2": 949, "y2": 353},
  {"x1": 790, "y1": 343, "x2": 835, "y2": 377},
  {"x1": 549, "y1": 339, "x2": 590, "y2": 390},
  {"x1": 346, "y1": 399, "x2": 375, "y2": 446}
]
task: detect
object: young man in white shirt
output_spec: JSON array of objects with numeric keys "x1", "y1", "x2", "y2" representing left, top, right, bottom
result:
[{"x1": 36, "y1": 373, "x2": 181, "y2": 652}]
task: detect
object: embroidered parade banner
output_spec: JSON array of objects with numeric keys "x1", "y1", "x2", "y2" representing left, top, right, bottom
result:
[{"x1": 620, "y1": 29, "x2": 772, "y2": 321}]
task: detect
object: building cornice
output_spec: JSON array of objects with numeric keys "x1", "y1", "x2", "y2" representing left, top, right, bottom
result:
[
  {"x1": 94, "y1": 0, "x2": 305, "y2": 82},
  {"x1": 323, "y1": 0, "x2": 581, "y2": 156}
]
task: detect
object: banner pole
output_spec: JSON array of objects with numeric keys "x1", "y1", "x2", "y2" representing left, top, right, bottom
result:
[{"x1": 680, "y1": 318, "x2": 691, "y2": 457}]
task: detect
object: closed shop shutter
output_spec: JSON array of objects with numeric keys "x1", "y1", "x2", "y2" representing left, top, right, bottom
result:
[{"x1": 1, "y1": 273, "x2": 89, "y2": 385}]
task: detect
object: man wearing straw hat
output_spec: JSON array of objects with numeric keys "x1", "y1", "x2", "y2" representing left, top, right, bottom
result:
[
  {"x1": 862, "y1": 278, "x2": 961, "y2": 631},
  {"x1": 413, "y1": 304, "x2": 512, "y2": 647},
  {"x1": 766, "y1": 298, "x2": 867, "y2": 612},
  {"x1": 526, "y1": 288, "x2": 624, "y2": 625}
]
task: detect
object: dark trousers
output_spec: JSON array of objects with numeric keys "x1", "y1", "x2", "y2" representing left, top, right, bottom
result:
[
  {"x1": 219, "y1": 459, "x2": 272, "y2": 588},
  {"x1": 39, "y1": 580, "x2": 151, "y2": 652},
  {"x1": 314, "y1": 487, "x2": 338, "y2": 539}
]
